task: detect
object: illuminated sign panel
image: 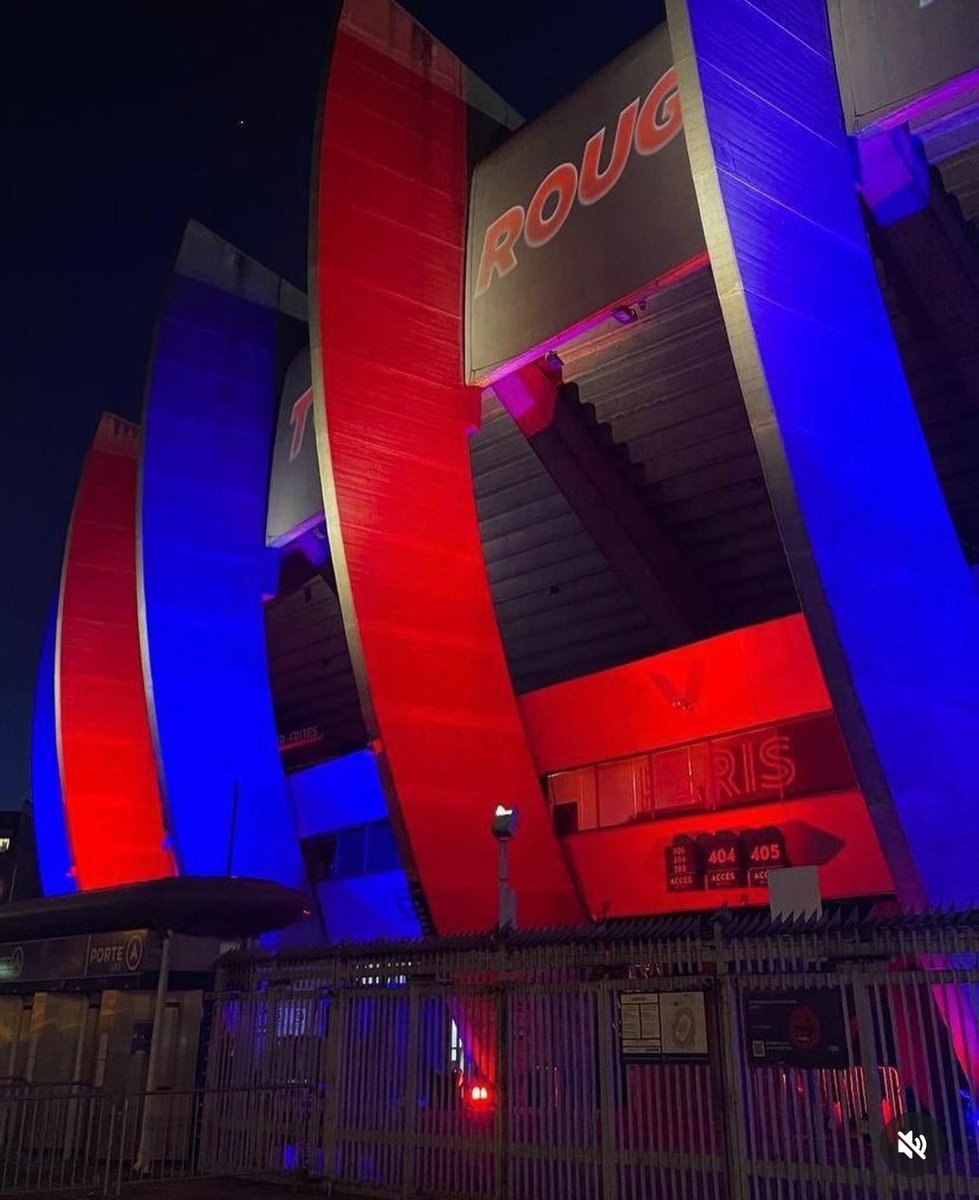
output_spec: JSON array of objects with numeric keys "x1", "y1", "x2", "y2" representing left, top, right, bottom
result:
[
  {"x1": 266, "y1": 348, "x2": 324, "y2": 546},
  {"x1": 465, "y1": 21, "x2": 705, "y2": 382},
  {"x1": 829, "y1": 0, "x2": 979, "y2": 131},
  {"x1": 745, "y1": 990, "x2": 850, "y2": 1069},
  {"x1": 666, "y1": 826, "x2": 789, "y2": 895},
  {"x1": 703, "y1": 831, "x2": 745, "y2": 890},
  {"x1": 567, "y1": 791, "x2": 894, "y2": 917},
  {"x1": 743, "y1": 827, "x2": 788, "y2": 888},
  {"x1": 0, "y1": 931, "x2": 155, "y2": 985},
  {"x1": 665, "y1": 835, "x2": 702, "y2": 892},
  {"x1": 543, "y1": 680, "x2": 888, "y2": 913},
  {"x1": 547, "y1": 713, "x2": 855, "y2": 832}
]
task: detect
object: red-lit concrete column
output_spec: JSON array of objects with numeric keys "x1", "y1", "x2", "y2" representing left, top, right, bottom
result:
[
  {"x1": 309, "y1": 0, "x2": 583, "y2": 933},
  {"x1": 57, "y1": 416, "x2": 174, "y2": 889}
]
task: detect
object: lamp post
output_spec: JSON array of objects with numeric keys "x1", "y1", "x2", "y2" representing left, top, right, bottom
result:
[
  {"x1": 491, "y1": 805, "x2": 519, "y2": 932},
  {"x1": 135, "y1": 928, "x2": 172, "y2": 1173}
]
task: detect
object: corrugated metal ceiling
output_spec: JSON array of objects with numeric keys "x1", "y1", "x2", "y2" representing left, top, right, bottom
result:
[
  {"x1": 471, "y1": 407, "x2": 665, "y2": 693},
  {"x1": 471, "y1": 268, "x2": 800, "y2": 695},
  {"x1": 264, "y1": 573, "x2": 367, "y2": 769},
  {"x1": 472, "y1": 177, "x2": 979, "y2": 694}
]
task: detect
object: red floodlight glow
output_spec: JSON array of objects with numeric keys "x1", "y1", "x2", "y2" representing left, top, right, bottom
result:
[
  {"x1": 309, "y1": 0, "x2": 583, "y2": 934},
  {"x1": 57, "y1": 416, "x2": 175, "y2": 889}
]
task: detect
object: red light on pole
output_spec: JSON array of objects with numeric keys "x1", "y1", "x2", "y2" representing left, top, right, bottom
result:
[{"x1": 468, "y1": 1082, "x2": 493, "y2": 1107}]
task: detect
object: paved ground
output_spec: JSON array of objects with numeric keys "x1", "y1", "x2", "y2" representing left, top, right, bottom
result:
[
  {"x1": 7, "y1": 1176, "x2": 335, "y2": 1200},
  {"x1": 124, "y1": 1181, "x2": 331, "y2": 1199}
]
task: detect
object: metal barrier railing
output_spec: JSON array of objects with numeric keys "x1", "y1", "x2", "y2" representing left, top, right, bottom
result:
[
  {"x1": 202, "y1": 912, "x2": 979, "y2": 1200},
  {"x1": 7, "y1": 914, "x2": 979, "y2": 1198},
  {"x1": 0, "y1": 1084, "x2": 311, "y2": 1196}
]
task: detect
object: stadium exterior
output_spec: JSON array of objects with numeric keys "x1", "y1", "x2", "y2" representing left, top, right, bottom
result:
[{"x1": 32, "y1": 0, "x2": 979, "y2": 947}]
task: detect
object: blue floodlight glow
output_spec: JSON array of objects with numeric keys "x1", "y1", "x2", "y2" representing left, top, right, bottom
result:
[
  {"x1": 32, "y1": 603, "x2": 76, "y2": 895},
  {"x1": 318, "y1": 871, "x2": 421, "y2": 943},
  {"x1": 138, "y1": 267, "x2": 304, "y2": 892},
  {"x1": 290, "y1": 749, "x2": 388, "y2": 836},
  {"x1": 290, "y1": 751, "x2": 421, "y2": 942},
  {"x1": 856, "y1": 127, "x2": 930, "y2": 227},
  {"x1": 685, "y1": 0, "x2": 979, "y2": 907}
]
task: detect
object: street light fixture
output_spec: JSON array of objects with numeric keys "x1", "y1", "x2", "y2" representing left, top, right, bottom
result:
[{"x1": 491, "y1": 805, "x2": 519, "y2": 932}]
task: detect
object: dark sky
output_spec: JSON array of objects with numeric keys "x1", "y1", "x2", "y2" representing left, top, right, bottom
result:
[{"x1": 1, "y1": 0, "x2": 665, "y2": 808}]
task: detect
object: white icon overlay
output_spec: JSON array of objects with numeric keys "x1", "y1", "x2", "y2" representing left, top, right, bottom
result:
[{"x1": 896, "y1": 1130, "x2": 927, "y2": 1161}]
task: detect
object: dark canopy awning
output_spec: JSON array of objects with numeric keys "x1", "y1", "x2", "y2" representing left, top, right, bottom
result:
[{"x1": 0, "y1": 877, "x2": 309, "y2": 941}]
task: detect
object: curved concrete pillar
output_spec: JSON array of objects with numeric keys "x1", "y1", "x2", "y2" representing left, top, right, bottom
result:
[
  {"x1": 32, "y1": 603, "x2": 75, "y2": 895},
  {"x1": 309, "y1": 0, "x2": 583, "y2": 932},
  {"x1": 666, "y1": 0, "x2": 979, "y2": 906},
  {"x1": 57, "y1": 416, "x2": 175, "y2": 889},
  {"x1": 138, "y1": 222, "x2": 306, "y2": 890}
]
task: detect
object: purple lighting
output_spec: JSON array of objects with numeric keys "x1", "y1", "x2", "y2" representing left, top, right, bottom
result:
[
  {"x1": 877, "y1": 68, "x2": 979, "y2": 132},
  {"x1": 856, "y1": 127, "x2": 930, "y2": 226},
  {"x1": 475, "y1": 251, "x2": 708, "y2": 386}
]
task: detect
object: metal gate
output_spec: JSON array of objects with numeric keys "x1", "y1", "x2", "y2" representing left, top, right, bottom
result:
[
  {"x1": 203, "y1": 911, "x2": 979, "y2": 1200},
  {"x1": 726, "y1": 957, "x2": 979, "y2": 1198}
]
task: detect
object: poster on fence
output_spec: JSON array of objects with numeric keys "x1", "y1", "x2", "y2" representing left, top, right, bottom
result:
[
  {"x1": 744, "y1": 989, "x2": 851, "y2": 1069},
  {"x1": 620, "y1": 991, "x2": 708, "y2": 1061}
]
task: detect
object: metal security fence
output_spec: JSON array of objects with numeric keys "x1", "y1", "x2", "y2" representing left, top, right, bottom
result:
[
  {"x1": 0, "y1": 1084, "x2": 311, "y2": 1196},
  {"x1": 205, "y1": 910, "x2": 979, "y2": 1200},
  {"x1": 6, "y1": 912, "x2": 979, "y2": 1198}
]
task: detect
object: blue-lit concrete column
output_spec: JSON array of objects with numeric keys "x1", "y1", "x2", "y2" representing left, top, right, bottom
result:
[
  {"x1": 666, "y1": 0, "x2": 979, "y2": 907},
  {"x1": 32, "y1": 603, "x2": 75, "y2": 895},
  {"x1": 138, "y1": 222, "x2": 307, "y2": 896}
]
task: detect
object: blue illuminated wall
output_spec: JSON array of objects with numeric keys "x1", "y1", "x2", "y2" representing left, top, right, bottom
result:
[
  {"x1": 290, "y1": 751, "x2": 422, "y2": 942},
  {"x1": 291, "y1": 749, "x2": 388, "y2": 835},
  {"x1": 668, "y1": 0, "x2": 979, "y2": 907},
  {"x1": 31, "y1": 604, "x2": 75, "y2": 895},
  {"x1": 138, "y1": 221, "x2": 307, "y2": 893}
]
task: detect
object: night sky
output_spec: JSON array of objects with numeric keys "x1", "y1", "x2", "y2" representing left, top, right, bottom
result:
[{"x1": 1, "y1": 0, "x2": 665, "y2": 809}]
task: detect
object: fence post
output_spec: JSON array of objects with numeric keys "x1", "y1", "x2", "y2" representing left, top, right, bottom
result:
[
  {"x1": 102, "y1": 1103, "x2": 117, "y2": 1199},
  {"x1": 320, "y1": 982, "x2": 344, "y2": 1185},
  {"x1": 595, "y1": 981, "x2": 619, "y2": 1200},
  {"x1": 136, "y1": 928, "x2": 173, "y2": 1173},
  {"x1": 494, "y1": 981, "x2": 509, "y2": 1200},
  {"x1": 713, "y1": 923, "x2": 750, "y2": 1200},
  {"x1": 115, "y1": 1098, "x2": 129, "y2": 1197},
  {"x1": 401, "y1": 986, "x2": 421, "y2": 1199},
  {"x1": 851, "y1": 968, "x2": 894, "y2": 1200}
]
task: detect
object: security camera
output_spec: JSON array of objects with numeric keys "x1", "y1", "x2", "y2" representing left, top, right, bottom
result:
[{"x1": 491, "y1": 805, "x2": 519, "y2": 841}]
